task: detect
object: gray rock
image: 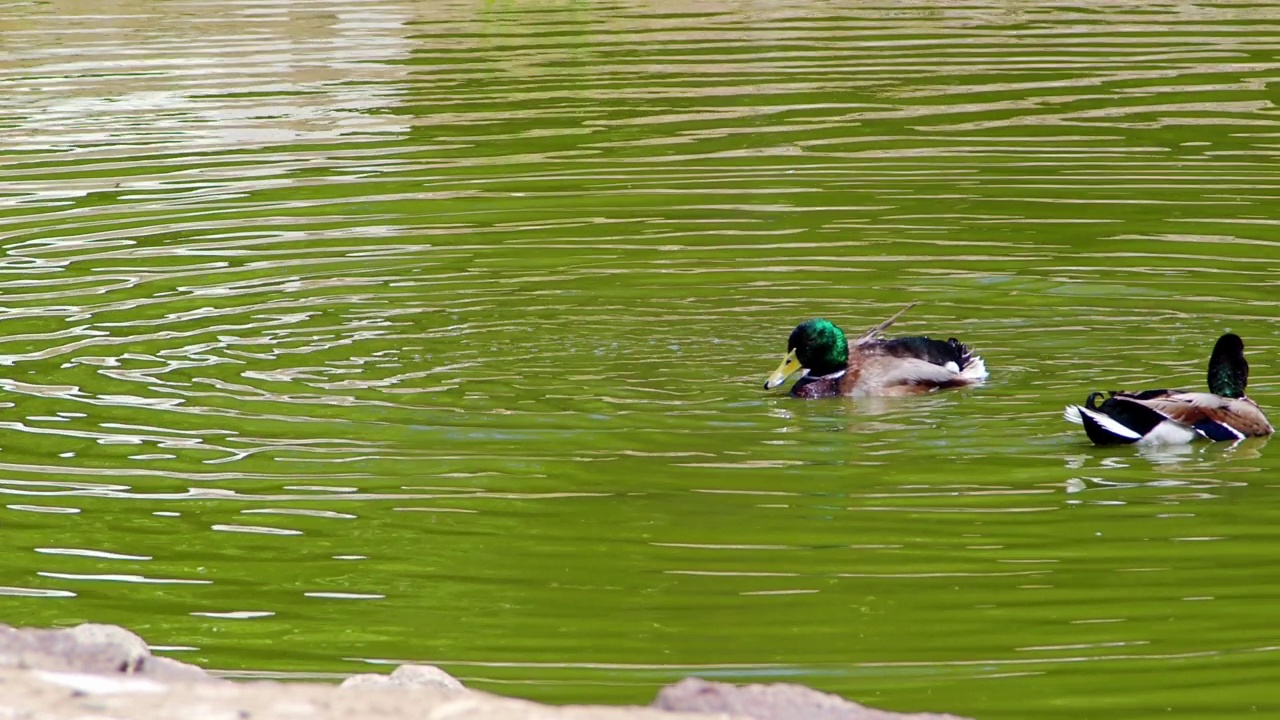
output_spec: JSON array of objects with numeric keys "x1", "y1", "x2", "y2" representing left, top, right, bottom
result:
[
  {"x1": 389, "y1": 664, "x2": 465, "y2": 690},
  {"x1": 33, "y1": 669, "x2": 167, "y2": 695},
  {"x1": 339, "y1": 664, "x2": 465, "y2": 692},
  {"x1": 653, "y1": 678, "x2": 974, "y2": 720},
  {"x1": 0, "y1": 624, "x2": 974, "y2": 720},
  {"x1": 0, "y1": 623, "x2": 212, "y2": 682},
  {"x1": 338, "y1": 673, "x2": 390, "y2": 689},
  {"x1": 67, "y1": 624, "x2": 150, "y2": 671},
  {"x1": 0, "y1": 669, "x2": 745, "y2": 719}
]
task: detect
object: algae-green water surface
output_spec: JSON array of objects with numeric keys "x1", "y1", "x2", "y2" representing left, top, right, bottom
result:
[{"x1": 3, "y1": 1, "x2": 1280, "y2": 717}]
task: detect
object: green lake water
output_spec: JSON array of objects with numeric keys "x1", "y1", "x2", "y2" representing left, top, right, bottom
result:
[{"x1": 3, "y1": 1, "x2": 1280, "y2": 717}]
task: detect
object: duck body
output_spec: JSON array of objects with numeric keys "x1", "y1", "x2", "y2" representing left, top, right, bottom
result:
[
  {"x1": 765, "y1": 303, "x2": 989, "y2": 399},
  {"x1": 1063, "y1": 333, "x2": 1273, "y2": 445}
]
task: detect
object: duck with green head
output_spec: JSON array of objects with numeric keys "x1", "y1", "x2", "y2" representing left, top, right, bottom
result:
[
  {"x1": 1064, "y1": 333, "x2": 1273, "y2": 444},
  {"x1": 764, "y1": 303, "x2": 989, "y2": 398}
]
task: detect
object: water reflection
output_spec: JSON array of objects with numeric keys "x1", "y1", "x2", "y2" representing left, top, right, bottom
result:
[{"x1": 1063, "y1": 435, "x2": 1269, "y2": 470}]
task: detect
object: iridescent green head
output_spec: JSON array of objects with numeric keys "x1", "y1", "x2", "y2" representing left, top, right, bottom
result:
[
  {"x1": 764, "y1": 319, "x2": 849, "y2": 390},
  {"x1": 1207, "y1": 333, "x2": 1248, "y2": 398}
]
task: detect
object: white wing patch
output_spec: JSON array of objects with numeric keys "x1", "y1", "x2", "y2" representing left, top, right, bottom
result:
[{"x1": 1075, "y1": 405, "x2": 1143, "y2": 440}]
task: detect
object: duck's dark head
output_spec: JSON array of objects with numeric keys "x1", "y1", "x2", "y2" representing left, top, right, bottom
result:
[
  {"x1": 1208, "y1": 332, "x2": 1249, "y2": 398},
  {"x1": 764, "y1": 319, "x2": 849, "y2": 390}
]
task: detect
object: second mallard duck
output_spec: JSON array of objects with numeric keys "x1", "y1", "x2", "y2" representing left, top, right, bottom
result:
[
  {"x1": 1063, "y1": 333, "x2": 1274, "y2": 445},
  {"x1": 764, "y1": 303, "x2": 989, "y2": 398}
]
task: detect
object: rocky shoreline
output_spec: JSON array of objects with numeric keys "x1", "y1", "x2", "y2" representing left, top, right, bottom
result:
[{"x1": 0, "y1": 623, "x2": 971, "y2": 720}]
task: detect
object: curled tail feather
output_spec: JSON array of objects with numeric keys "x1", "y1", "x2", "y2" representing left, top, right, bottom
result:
[{"x1": 852, "y1": 302, "x2": 918, "y2": 346}]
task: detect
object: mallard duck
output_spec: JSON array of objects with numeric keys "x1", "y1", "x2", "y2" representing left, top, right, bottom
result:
[
  {"x1": 1063, "y1": 333, "x2": 1274, "y2": 445},
  {"x1": 763, "y1": 303, "x2": 989, "y2": 398}
]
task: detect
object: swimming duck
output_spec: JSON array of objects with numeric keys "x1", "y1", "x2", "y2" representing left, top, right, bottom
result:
[
  {"x1": 763, "y1": 303, "x2": 989, "y2": 398},
  {"x1": 1063, "y1": 333, "x2": 1273, "y2": 445}
]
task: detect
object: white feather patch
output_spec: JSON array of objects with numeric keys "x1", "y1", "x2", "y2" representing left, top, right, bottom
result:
[
  {"x1": 960, "y1": 355, "x2": 988, "y2": 381},
  {"x1": 1075, "y1": 405, "x2": 1143, "y2": 440},
  {"x1": 1063, "y1": 405, "x2": 1084, "y2": 425},
  {"x1": 1138, "y1": 420, "x2": 1197, "y2": 445}
]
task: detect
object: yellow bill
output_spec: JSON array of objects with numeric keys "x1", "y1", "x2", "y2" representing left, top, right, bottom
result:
[{"x1": 764, "y1": 349, "x2": 805, "y2": 390}]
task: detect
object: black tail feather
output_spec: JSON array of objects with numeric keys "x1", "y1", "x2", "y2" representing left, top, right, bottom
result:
[{"x1": 1079, "y1": 392, "x2": 1169, "y2": 445}]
